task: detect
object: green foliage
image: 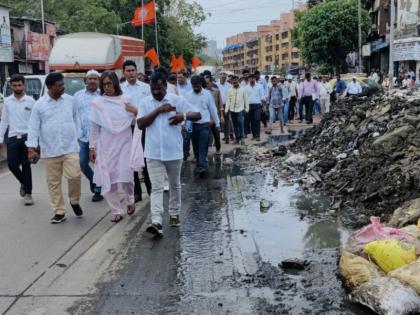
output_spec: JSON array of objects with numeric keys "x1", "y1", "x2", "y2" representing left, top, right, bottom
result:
[
  {"x1": 296, "y1": 0, "x2": 370, "y2": 72},
  {"x1": 7, "y1": 0, "x2": 207, "y2": 67}
]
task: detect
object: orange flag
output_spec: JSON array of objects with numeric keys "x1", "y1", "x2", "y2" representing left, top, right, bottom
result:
[
  {"x1": 170, "y1": 54, "x2": 177, "y2": 69},
  {"x1": 191, "y1": 56, "x2": 202, "y2": 70},
  {"x1": 132, "y1": 1, "x2": 156, "y2": 26},
  {"x1": 145, "y1": 48, "x2": 160, "y2": 66},
  {"x1": 176, "y1": 55, "x2": 185, "y2": 72}
]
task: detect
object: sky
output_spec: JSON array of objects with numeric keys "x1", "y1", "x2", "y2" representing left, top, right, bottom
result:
[{"x1": 194, "y1": 0, "x2": 299, "y2": 48}]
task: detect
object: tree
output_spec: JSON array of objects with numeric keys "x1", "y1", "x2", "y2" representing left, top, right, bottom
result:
[
  {"x1": 296, "y1": 0, "x2": 370, "y2": 73},
  {"x1": 7, "y1": 0, "x2": 208, "y2": 67}
]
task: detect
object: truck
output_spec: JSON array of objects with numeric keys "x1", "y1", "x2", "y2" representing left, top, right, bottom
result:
[
  {"x1": 48, "y1": 32, "x2": 145, "y2": 76},
  {"x1": 2, "y1": 32, "x2": 147, "y2": 99}
]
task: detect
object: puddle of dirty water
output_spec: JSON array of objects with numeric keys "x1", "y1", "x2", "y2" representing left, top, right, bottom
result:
[{"x1": 199, "y1": 138, "x2": 374, "y2": 315}]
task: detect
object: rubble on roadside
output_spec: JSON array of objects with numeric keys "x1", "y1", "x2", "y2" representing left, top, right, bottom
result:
[{"x1": 243, "y1": 89, "x2": 420, "y2": 227}]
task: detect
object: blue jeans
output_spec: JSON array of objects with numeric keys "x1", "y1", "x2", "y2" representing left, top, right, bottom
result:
[
  {"x1": 298, "y1": 99, "x2": 304, "y2": 121},
  {"x1": 79, "y1": 141, "x2": 101, "y2": 193},
  {"x1": 283, "y1": 99, "x2": 289, "y2": 124},
  {"x1": 313, "y1": 99, "x2": 321, "y2": 114},
  {"x1": 192, "y1": 123, "x2": 211, "y2": 169},
  {"x1": 230, "y1": 111, "x2": 245, "y2": 140}
]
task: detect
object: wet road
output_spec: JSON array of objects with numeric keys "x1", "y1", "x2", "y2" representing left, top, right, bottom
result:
[{"x1": 72, "y1": 148, "x2": 375, "y2": 315}]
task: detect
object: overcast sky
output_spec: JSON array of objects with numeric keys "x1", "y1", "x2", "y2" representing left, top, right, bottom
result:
[{"x1": 194, "y1": 0, "x2": 299, "y2": 48}]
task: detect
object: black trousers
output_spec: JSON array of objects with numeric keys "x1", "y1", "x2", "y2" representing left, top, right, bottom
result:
[
  {"x1": 249, "y1": 103, "x2": 261, "y2": 138},
  {"x1": 209, "y1": 123, "x2": 221, "y2": 151},
  {"x1": 7, "y1": 135, "x2": 32, "y2": 194},
  {"x1": 132, "y1": 126, "x2": 152, "y2": 197},
  {"x1": 289, "y1": 96, "x2": 297, "y2": 120},
  {"x1": 302, "y1": 96, "x2": 314, "y2": 123},
  {"x1": 244, "y1": 111, "x2": 251, "y2": 135}
]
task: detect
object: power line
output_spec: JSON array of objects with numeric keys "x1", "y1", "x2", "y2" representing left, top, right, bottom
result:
[{"x1": 201, "y1": 19, "x2": 273, "y2": 25}]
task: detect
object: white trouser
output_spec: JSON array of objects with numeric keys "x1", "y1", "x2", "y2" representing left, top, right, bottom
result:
[
  {"x1": 147, "y1": 159, "x2": 183, "y2": 224},
  {"x1": 320, "y1": 97, "x2": 331, "y2": 113}
]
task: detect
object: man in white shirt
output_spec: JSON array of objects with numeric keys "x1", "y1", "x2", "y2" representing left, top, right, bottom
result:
[
  {"x1": 27, "y1": 72, "x2": 83, "y2": 224},
  {"x1": 121, "y1": 60, "x2": 152, "y2": 202},
  {"x1": 186, "y1": 76, "x2": 220, "y2": 174},
  {"x1": 137, "y1": 72, "x2": 201, "y2": 236},
  {"x1": 177, "y1": 71, "x2": 194, "y2": 161},
  {"x1": 346, "y1": 77, "x2": 362, "y2": 96},
  {"x1": 319, "y1": 76, "x2": 333, "y2": 113},
  {"x1": 0, "y1": 74, "x2": 35, "y2": 205},
  {"x1": 245, "y1": 73, "x2": 265, "y2": 141},
  {"x1": 287, "y1": 75, "x2": 299, "y2": 121},
  {"x1": 74, "y1": 70, "x2": 102, "y2": 202},
  {"x1": 216, "y1": 72, "x2": 233, "y2": 144}
]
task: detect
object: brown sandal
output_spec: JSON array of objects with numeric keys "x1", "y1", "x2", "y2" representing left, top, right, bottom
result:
[
  {"x1": 111, "y1": 214, "x2": 123, "y2": 223},
  {"x1": 127, "y1": 204, "x2": 136, "y2": 216}
]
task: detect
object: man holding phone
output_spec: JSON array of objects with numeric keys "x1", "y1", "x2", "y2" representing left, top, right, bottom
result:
[
  {"x1": 137, "y1": 72, "x2": 201, "y2": 236},
  {"x1": 0, "y1": 74, "x2": 35, "y2": 206}
]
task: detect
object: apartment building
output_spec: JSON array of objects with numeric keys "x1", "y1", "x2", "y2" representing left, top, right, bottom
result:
[{"x1": 223, "y1": 6, "x2": 305, "y2": 75}]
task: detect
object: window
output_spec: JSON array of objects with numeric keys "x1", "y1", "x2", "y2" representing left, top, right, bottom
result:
[
  {"x1": 282, "y1": 31, "x2": 288, "y2": 39},
  {"x1": 276, "y1": 34, "x2": 280, "y2": 40},
  {"x1": 276, "y1": 44, "x2": 279, "y2": 51},
  {"x1": 292, "y1": 52, "x2": 299, "y2": 59}
]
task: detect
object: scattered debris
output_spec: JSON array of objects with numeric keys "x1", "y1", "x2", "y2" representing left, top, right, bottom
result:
[{"x1": 279, "y1": 259, "x2": 309, "y2": 271}]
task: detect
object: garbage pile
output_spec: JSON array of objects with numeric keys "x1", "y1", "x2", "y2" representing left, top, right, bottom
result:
[
  {"x1": 339, "y1": 211, "x2": 420, "y2": 315},
  {"x1": 288, "y1": 91, "x2": 420, "y2": 227}
]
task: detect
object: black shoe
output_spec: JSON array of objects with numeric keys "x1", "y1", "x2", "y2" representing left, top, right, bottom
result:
[
  {"x1": 146, "y1": 222, "x2": 163, "y2": 236},
  {"x1": 134, "y1": 194, "x2": 142, "y2": 203},
  {"x1": 19, "y1": 185, "x2": 25, "y2": 197},
  {"x1": 92, "y1": 193, "x2": 104, "y2": 202},
  {"x1": 256, "y1": 138, "x2": 261, "y2": 141},
  {"x1": 225, "y1": 140, "x2": 229, "y2": 144},
  {"x1": 169, "y1": 215, "x2": 180, "y2": 227},
  {"x1": 71, "y1": 204, "x2": 83, "y2": 217},
  {"x1": 50, "y1": 214, "x2": 66, "y2": 224}
]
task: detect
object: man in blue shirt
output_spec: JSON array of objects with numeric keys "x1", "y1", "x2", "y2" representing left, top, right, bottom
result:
[
  {"x1": 186, "y1": 76, "x2": 220, "y2": 174},
  {"x1": 74, "y1": 70, "x2": 102, "y2": 202},
  {"x1": 335, "y1": 75, "x2": 347, "y2": 98}
]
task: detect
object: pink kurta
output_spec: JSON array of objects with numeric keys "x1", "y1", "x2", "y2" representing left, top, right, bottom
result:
[{"x1": 89, "y1": 95, "x2": 144, "y2": 195}]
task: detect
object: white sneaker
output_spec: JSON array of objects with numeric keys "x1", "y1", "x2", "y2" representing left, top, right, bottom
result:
[
  {"x1": 164, "y1": 185, "x2": 169, "y2": 192},
  {"x1": 24, "y1": 194, "x2": 34, "y2": 206}
]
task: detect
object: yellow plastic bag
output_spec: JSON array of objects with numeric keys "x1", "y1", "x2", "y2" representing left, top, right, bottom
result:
[
  {"x1": 389, "y1": 258, "x2": 420, "y2": 295},
  {"x1": 364, "y1": 239, "x2": 417, "y2": 273},
  {"x1": 339, "y1": 250, "x2": 382, "y2": 288}
]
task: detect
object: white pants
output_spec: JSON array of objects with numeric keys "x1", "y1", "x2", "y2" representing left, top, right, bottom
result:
[
  {"x1": 147, "y1": 159, "x2": 183, "y2": 224},
  {"x1": 320, "y1": 97, "x2": 331, "y2": 113}
]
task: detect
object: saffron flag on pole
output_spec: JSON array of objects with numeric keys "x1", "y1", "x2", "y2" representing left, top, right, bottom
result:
[
  {"x1": 145, "y1": 48, "x2": 160, "y2": 66},
  {"x1": 191, "y1": 56, "x2": 202, "y2": 70},
  {"x1": 170, "y1": 54, "x2": 177, "y2": 69},
  {"x1": 132, "y1": 1, "x2": 156, "y2": 26},
  {"x1": 176, "y1": 55, "x2": 185, "y2": 72}
]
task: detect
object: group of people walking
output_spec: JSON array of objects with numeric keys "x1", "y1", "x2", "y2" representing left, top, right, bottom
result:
[{"x1": 0, "y1": 63, "x2": 361, "y2": 236}]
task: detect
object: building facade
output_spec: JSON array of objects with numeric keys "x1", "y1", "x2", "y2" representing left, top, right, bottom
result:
[
  {"x1": 392, "y1": 0, "x2": 420, "y2": 78},
  {"x1": 223, "y1": 6, "x2": 304, "y2": 75}
]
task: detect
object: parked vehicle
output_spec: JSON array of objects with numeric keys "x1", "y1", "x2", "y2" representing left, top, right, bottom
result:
[{"x1": 49, "y1": 32, "x2": 145, "y2": 77}]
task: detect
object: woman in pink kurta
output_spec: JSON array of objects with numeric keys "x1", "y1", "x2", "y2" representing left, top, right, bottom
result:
[{"x1": 89, "y1": 71, "x2": 143, "y2": 222}]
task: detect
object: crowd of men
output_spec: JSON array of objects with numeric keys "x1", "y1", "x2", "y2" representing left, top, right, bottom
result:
[{"x1": 0, "y1": 62, "x2": 365, "y2": 235}]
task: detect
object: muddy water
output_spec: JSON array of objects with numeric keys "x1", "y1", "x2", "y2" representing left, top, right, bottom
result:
[
  {"x1": 209, "y1": 145, "x2": 375, "y2": 314},
  {"x1": 87, "y1": 139, "x2": 376, "y2": 314}
]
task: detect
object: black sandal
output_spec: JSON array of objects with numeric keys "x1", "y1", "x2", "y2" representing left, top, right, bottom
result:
[
  {"x1": 111, "y1": 214, "x2": 123, "y2": 223},
  {"x1": 127, "y1": 204, "x2": 136, "y2": 215}
]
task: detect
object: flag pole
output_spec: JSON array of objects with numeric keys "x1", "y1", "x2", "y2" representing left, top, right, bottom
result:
[
  {"x1": 154, "y1": 4, "x2": 159, "y2": 55},
  {"x1": 141, "y1": 0, "x2": 144, "y2": 39}
]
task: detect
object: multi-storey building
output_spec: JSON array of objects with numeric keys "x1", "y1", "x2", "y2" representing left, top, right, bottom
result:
[{"x1": 223, "y1": 5, "x2": 305, "y2": 75}]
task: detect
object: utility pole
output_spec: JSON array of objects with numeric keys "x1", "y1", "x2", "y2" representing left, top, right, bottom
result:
[
  {"x1": 389, "y1": 0, "x2": 395, "y2": 90},
  {"x1": 358, "y1": 0, "x2": 362, "y2": 73},
  {"x1": 40, "y1": 0, "x2": 45, "y2": 33}
]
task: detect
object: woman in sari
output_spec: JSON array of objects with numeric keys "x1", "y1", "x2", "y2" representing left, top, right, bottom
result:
[{"x1": 89, "y1": 71, "x2": 143, "y2": 223}]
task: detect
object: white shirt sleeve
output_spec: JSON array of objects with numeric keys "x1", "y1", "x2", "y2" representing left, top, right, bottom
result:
[
  {"x1": 0, "y1": 103, "x2": 9, "y2": 143},
  {"x1": 26, "y1": 104, "x2": 41, "y2": 148}
]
